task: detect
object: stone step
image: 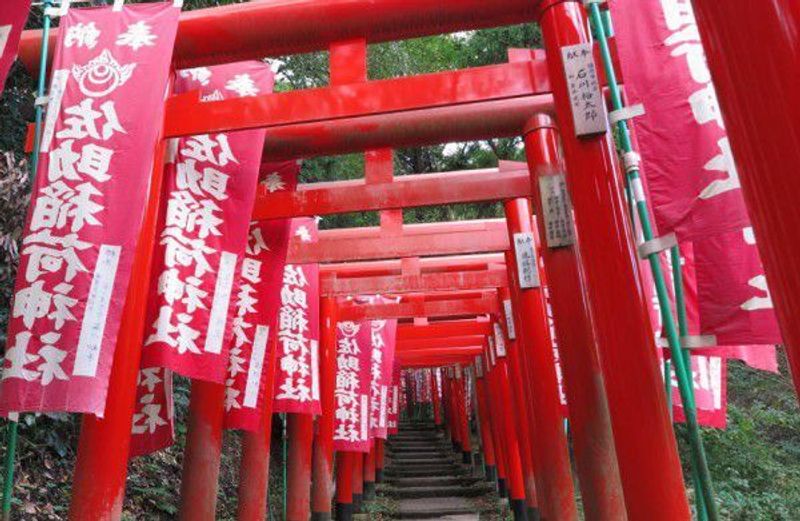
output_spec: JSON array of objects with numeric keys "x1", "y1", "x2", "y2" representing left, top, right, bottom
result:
[
  {"x1": 388, "y1": 452, "x2": 452, "y2": 460},
  {"x1": 395, "y1": 497, "x2": 489, "y2": 519},
  {"x1": 386, "y1": 475, "x2": 483, "y2": 488},
  {"x1": 384, "y1": 466, "x2": 464, "y2": 478},
  {"x1": 389, "y1": 457, "x2": 455, "y2": 466},
  {"x1": 389, "y1": 434, "x2": 444, "y2": 441},
  {"x1": 398, "y1": 514, "x2": 481, "y2": 521},
  {"x1": 387, "y1": 483, "x2": 494, "y2": 499},
  {"x1": 389, "y1": 449, "x2": 452, "y2": 456}
]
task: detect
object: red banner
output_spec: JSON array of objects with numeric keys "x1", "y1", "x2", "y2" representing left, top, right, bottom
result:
[
  {"x1": 386, "y1": 359, "x2": 401, "y2": 435},
  {"x1": 610, "y1": 0, "x2": 749, "y2": 240},
  {"x1": 131, "y1": 161, "x2": 300, "y2": 452},
  {"x1": 140, "y1": 61, "x2": 273, "y2": 383},
  {"x1": 129, "y1": 367, "x2": 174, "y2": 458},
  {"x1": 664, "y1": 355, "x2": 728, "y2": 429},
  {"x1": 333, "y1": 320, "x2": 373, "y2": 452},
  {"x1": 0, "y1": 3, "x2": 179, "y2": 416},
  {"x1": 224, "y1": 161, "x2": 299, "y2": 430},
  {"x1": 0, "y1": 0, "x2": 30, "y2": 91},
  {"x1": 368, "y1": 316, "x2": 398, "y2": 440},
  {"x1": 272, "y1": 218, "x2": 321, "y2": 415},
  {"x1": 693, "y1": 228, "x2": 781, "y2": 345}
]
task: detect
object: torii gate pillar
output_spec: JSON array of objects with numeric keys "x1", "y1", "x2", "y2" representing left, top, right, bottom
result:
[
  {"x1": 537, "y1": 1, "x2": 691, "y2": 518},
  {"x1": 312, "y1": 296, "x2": 338, "y2": 520},
  {"x1": 286, "y1": 413, "x2": 314, "y2": 520},
  {"x1": 523, "y1": 116, "x2": 626, "y2": 519},
  {"x1": 503, "y1": 198, "x2": 577, "y2": 520}
]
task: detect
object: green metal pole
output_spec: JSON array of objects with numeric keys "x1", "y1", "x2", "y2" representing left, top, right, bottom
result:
[
  {"x1": 587, "y1": 4, "x2": 719, "y2": 520},
  {"x1": 30, "y1": 0, "x2": 54, "y2": 183},
  {"x1": 3, "y1": 2, "x2": 55, "y2": 518},
  {"x1": 1, "y1": 420, "x2": 18, "y2": 521},
  {"x1": 281, "y1": 413, "x2": 287, "y2": 520},
  {"x1": 670, "y1": 246, "x2": 709, "y2": 521}
]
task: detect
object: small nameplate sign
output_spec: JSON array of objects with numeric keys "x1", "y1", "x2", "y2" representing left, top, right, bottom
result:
[
  {"x1": 539, "y1": 173, "x2": 576, "y2": 248},
  {"x1": 561, "y1": 42, "x2": 609, "y2": 137}
]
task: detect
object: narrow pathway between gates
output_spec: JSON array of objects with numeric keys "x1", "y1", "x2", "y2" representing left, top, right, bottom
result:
[{"x1": 379, "y1": 421, "x2": 499, "y2": 519}]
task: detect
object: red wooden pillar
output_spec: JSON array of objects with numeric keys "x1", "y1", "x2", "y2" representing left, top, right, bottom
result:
[
  {"x1": 497, "y1": 290, "x2": 540, "y2": 519},
  {"x1": 286, "y1": 413, "x2": 314, "y2": 520},
  {"x1": 352, "y1": 452, "x2": 364, "y2": 511},
  {"x1": 454, "y1": 368, "x2": 472, "y2": 465},
  {"x1": 490, "y1": 353, "x2": 528, "y2": 519},
  {"x1": 524, "y1": 116, "x2": 627, "y2": 520},
  {"x1": 691, "y1": 0, "x2": 800, "y2": 397},
  {"x1": 312, "y1": 296, "x2": 338, "y2": 520},
  {"x1": 445, "y1": 371, "x2": 456, "y2": 445},
  {"x1": 375, "y1": 439, "x2": 386, "y2": 483},
  {"x1": 68, "y1": 140, "x2": 168, "y2": 521},
  {"x1": 486, "y1": 362, "x2": 509, "y2": 497},
  {"x1": 537, "y1": 1, "x2": 691, "y2": 518},
  {"x1": 448, "y1": 373, "x2": 462, "y2": 452},
  {"x1": 504, "y1": 198, "x2": 577, "y2": 521},
  {"x1": 237, "y1": 333, "x2": 280, "y2": 520},
  {"x1": 364, "y1": 444, "x2": 377, "y2": 499},
  {"x1": 335, "y1": 452, "x2": 355, "y2": 521},
  {"x1": 431, "y1": 369, "x2": 442, "y2": 426},
  {"x1": 179, "y1": 381, "x2": 226, "y2": 520},
  {"x1": 474, "y1": 370, "x2": 498, "y2": 483}
]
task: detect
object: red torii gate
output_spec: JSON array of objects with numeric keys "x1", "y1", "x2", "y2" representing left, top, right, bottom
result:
[{"x1": 17, "y1": 1, "x2": 751, "y2": 520}]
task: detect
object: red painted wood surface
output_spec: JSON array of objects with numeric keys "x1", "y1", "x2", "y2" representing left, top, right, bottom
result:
[
  {"x1": 523, "y1": 118, "x2": 626, "y2": 520},
  {"x1": 289, "y1": 220, "x2": 511, "y2": 264},
  {"x1": 538, "y1": 1, "x2": 691, "y2": 518},
  {"x1": 253, "y1": 166, "x2": 531, "y2": 219}
]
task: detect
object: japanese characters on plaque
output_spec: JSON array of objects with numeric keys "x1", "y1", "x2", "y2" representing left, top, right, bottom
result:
[
  {"x1": 487, "y1": 336, "x2": 496, "y2": 366},
  {"x1": 333, "y1": 321, "x2": 372, "y2": 452},
  {"x1": 272, "y1": 217, "x2": 321, "y2": 416},
  {"x1": 0, "y1": 4, "x2": 179, "y2": 417},
  {"x1": 493, "y1": 322, "x2": 507, "y2": 358},
  {"x1": 538, "y1": 174, "x2": 576, "y2": 248},
  {"x1": 502, "y1": 299, "x2": 516, "y2": 340},
  {"x1": 140, "y1": 61, "x2": 274, "y2": 384},
  {"x1": 513, "y1": 232, "x2": 540, "y2": 289},
  {"x1": 561, "y1": 42, "x2": 608, "y2": 137},
  {"x1": 474, "y1": 355, "x2": 484, "y2": 378}
]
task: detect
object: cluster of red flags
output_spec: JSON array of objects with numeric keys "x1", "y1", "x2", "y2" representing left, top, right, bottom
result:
[{"x1": 0, "y1": 2, "x2": 402, "y2": 457}]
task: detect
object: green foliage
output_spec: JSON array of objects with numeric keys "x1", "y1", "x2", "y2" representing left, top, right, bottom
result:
[{"x1": 686, "y1": 356, "x2": 800, "y2": 520}]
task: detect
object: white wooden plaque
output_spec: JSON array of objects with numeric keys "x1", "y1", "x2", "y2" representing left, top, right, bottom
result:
[
  {"x1": 561, "y1": 42, "x2": 609, "y2": 136},
  {"x1": 503, "y1": 299, "x2": 516, "y2": 340},
  {"x1": 539, "y1": 173, "x2": 576, "y2": 248},
  {"x1": 513, "y1": 232, "x2": 540, "y2": 289},
  {"x1": 493, "y1": 323, "x2": 507, "y2": 358}
]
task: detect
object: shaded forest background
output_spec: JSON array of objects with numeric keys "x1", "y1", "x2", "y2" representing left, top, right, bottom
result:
[{"x1": 0, "y1": 1, "x2": 798, "y2": 519}]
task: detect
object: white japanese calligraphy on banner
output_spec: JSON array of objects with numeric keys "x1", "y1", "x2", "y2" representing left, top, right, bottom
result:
[
  {"x1": 224, "y1": 160, "x2": 299, "y2": 431},
  {"x1": 0, "y1": 3, "x2": 179, "y2": 417},
  {"x1": 272, "y1": 218, "x2": 321, "y2": 416},
  {"x1": 368, "y1": 315, "x2": 398, "y2": 440},
  {"x1": 609, "y1": 0, "x2": 750, "y2": 239},
  {"x1": 333, "y1": 320, "x2": 373, "y2": 452},
  {"x1": 140, "y1": 61, "x2": 273, "y2": 384}
]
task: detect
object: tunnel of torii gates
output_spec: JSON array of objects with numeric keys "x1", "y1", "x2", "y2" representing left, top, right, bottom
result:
[{"x1": 15, "y1": 0, "x2": 800, "y2": 520}]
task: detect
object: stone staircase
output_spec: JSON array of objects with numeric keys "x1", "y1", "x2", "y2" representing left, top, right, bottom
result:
[{"x1": 380, "y1": 422, "x2": 497, "y2": 519}]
